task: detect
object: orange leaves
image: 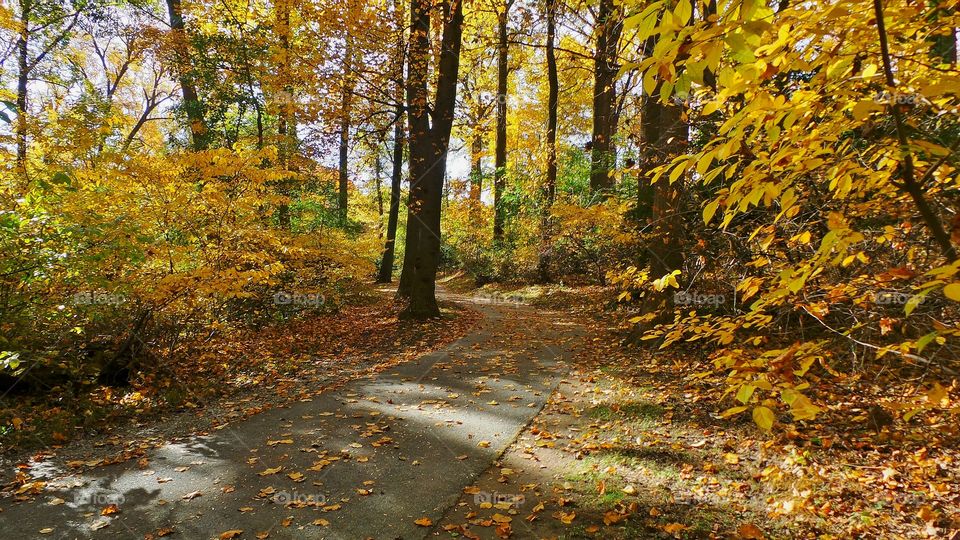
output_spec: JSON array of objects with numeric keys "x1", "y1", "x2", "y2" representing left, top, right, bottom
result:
[
  {"x1": 737, "y1": 522, "x2": 765, "y2": 539},
  {"x1": 602, "y1": 509, "x2": 628, "y2": 525},
  {"x1": 556, "y1": 511, "x2": 575, "y2": 524},
  {"x1": 414, "y1": 517, "x2": 433, "y2": 527}
]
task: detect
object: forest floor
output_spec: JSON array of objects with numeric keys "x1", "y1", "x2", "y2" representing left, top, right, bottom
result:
[
  {"x1": 1, "y1": 280, "x2": 958, "y2": 539},
  {"x1": 432, "y1": 277, "x2": 960, "y2": 540}
]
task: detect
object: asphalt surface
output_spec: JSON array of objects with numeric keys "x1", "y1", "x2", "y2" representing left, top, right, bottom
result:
[{"x1": 0, "y1": 293, "x2": 581, "y2": 539}]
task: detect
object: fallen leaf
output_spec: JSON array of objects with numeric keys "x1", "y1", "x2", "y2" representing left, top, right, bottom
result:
[
  {"x1": 100, "y1": 504, "x2": 120, "y2": 516},
  {"x1": 737, "y1": 522, "x2": 765, "y2": 539},
  {"x1": 664, "y1": 523, "x2": 689, "y2": 536},
  {"x1": 267, "y1": 439, "x2": 293, "y2": 446}
]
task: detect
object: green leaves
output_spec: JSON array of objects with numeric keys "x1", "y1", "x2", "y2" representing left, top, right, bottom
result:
[{"x1": 0, "y1": 351, "x2": 21, "y2": 372}]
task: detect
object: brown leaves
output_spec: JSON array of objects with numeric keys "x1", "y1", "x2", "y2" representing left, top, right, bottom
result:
[
  {"x1": 219, "y1": 530, "x2": 243, "y2": 540},
  {"x1": 736, "y1": 522, "x2": 765, "y2": 539}
]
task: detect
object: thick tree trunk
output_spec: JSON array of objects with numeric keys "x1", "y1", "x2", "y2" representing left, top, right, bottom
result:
[
  {"x1": 338, "y1": 33, "x2": 354, "y2": 224},
  {"x1": 589, "y1": 0, "x2": 622, "y2": 192},
  {"x1": 639, "y1": 21, "x2": 685, "y2": 279},
  {"x1": 397, "y1": 0, "x2": 464, "y2": 318},
  {"x1": 537, "y1": 0, "x2": 559, "y2": 282},
  {"x1": 397, "y1": 0, "x2": 432, "y2": 300},
  {"x1": 166, "y1": 0, "x2": 209, "y2": 150},
  {"x1": 492, "y1": 0, "x2": 511, "y2": 243},
  {"x1": 648, "y1": 101, "x2": 686, "y2": 278}
]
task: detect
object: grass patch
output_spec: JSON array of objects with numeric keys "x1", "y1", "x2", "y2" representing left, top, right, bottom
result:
[{"x1": 587, "y1": 400, "x2": 664, "y2": 424}]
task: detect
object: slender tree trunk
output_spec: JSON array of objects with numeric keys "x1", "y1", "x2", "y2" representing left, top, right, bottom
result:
[
  {"x1": 379, "y1": 0, "x2": 406, "y2": 284},
  {"x1": 15, "y1": 0, "x2": 30, "y2": 186},
  {"x1": 374, "y1": 152, "x2": 384, "y2": 238},
  {"x1": 492, "y1": 0, "x2": 511, "y2": 243},
  {"x1": 276, "y1": 0, "x2": 295, "y2": 229},
  {"x1": 469, "y1": 129, "x2": 483, "y2": 200},
  {"x1": 537, "y1": 0, "x2": 559, "y2": 282},
  {"x1": 166, "y1": 0, "x2": 209, "y2": 150},
  {"x1": 338, "y1": 33, "x2": 354, "y2": 224},
  {"x1": 398, "y1": 0, "x2": 464, "y2": 318},
  {"x1": 589, "y1": 0, "x2": 622, "y2": 192},
  {"x1": 378, "y1": 105, "x2": 405, "y2": 283},
  {"x1": 874, "y1": 0, "x2": 956, "y2": 261}
]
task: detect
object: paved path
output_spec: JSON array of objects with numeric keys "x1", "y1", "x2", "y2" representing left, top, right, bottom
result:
[{"x1": 0, "y1": 294, "x2": 582, "y2": 539}]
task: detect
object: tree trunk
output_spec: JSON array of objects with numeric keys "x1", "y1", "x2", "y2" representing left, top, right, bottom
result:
[
  {"x1": 338, "y1": 33, "x2": 354, "y2": 224},
  {"x1": 15, "y1": 0, "x2": 29, "y2": 186},
  {"x1": 397, "y1": 0, "x2": 432, "y2": 300},
  {"x1": 375, "y1": 152, "x2": 384, "y2": 237},
  {"x1": 276, "y1": 0, "x2": 294, "y2": 229},
  {"x1": 469, "y1": 129, "x2": 483, "y2": 200},
  {"x1": 648, "y1": 100, "x2": 686, "y2": 278},
  {"x1": 589, "y1": 0, "x2": 622, "y2": 192},
  {"x1": 537, "y1": 0, "x2": 559, "y2": 282},
  {"x1": 166, "y1": 0, "x2": 209, "y2": 150},
  {"x1": 492, "y1": 0, "x2": 511, "y2": 243},
  {"x1": 379, "y1": 0, "x2": 406, "y2": 285},
  {"x1": 378, "y1": 104, "x2": 405, "y2": 283},
  {"x1": 397, "y1": 0, "x2": 464, "y2": 318}
]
